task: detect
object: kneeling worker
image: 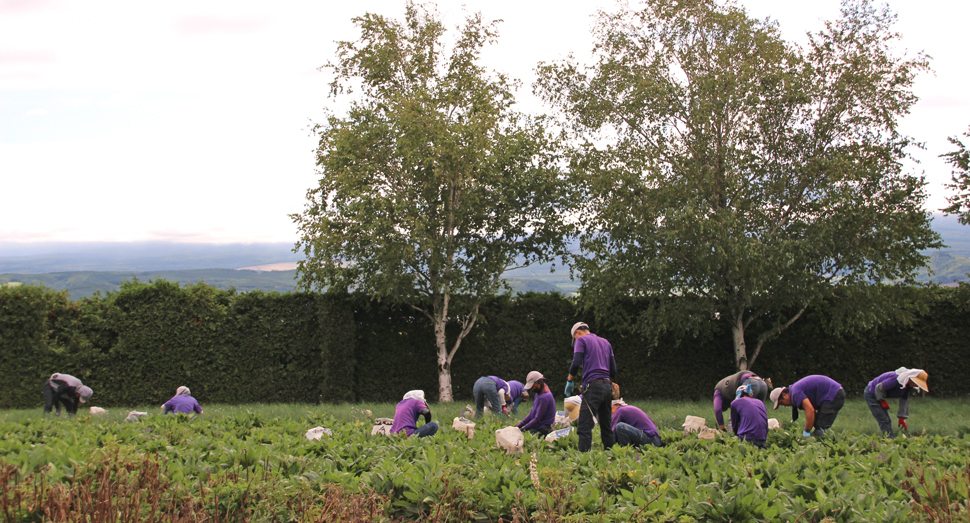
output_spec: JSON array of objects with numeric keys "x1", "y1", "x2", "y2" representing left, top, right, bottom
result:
[
  {"x1": 516, "y1": 371, "x2": 555, "y2": 436},
  {"x1": 390, "y1": 390, "x2": 438, "y2": 438},
  {"x1": 731, "y1": 384, "x2": 768, "y2": 448},
  {"x1": 611, "y1": 399, "x2": 664, "y2": 448}
]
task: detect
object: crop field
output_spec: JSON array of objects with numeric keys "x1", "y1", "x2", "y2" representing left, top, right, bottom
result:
[{"x1": 2, "y1": 399, "x2": 970, "y2": 522}]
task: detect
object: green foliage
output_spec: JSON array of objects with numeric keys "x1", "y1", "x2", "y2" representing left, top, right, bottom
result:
[
  {"x1": 292, "y1": 2, "x2": 572, "y2": 401},
  {"x1": 942, "y1": 127, "x2": 970, "y2": 226},
  {"x1": 536, "y1": 0, "x2": 941, "y2": 371}
]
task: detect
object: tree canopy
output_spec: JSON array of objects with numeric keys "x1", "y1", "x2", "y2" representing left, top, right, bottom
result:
[
  {"x1": 536, "y1": 0, "x2": 941, "y2": 370},
  {"x1": 292, "y1": 2, "x2": 571, "y2": 401},
  {"x1": 942, "y1": 127, "x2": 970, "y2": 225}
]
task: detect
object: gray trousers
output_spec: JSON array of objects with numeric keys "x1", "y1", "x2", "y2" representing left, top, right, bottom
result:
[{"x1": 864, "y1": 387, "x2": 895, "y2": 437}]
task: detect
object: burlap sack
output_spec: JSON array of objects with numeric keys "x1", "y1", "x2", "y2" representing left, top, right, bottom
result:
[
  {"x1": 698, "y1": 426, "x2": 719, "y2": 440},
  {"x1": 371, "y1": 417, "x2": 394, "y2": 436},
  {"x1": 89, "y1": 406, "x2": 107, "y2": 415},
  {"x1": 544, "y1": 427, "x2": 573, "y2": 442},
  {"x1": 452, "y1": 417, "x2": 476, "y2": 439},
  {"x1": 305, "y1": 427, "x2": 333, "y2": 440},
  {"x1": 495, "y1": 426, "x2": 524, "y2": 456},
  {"x1": 682, "y1": 415, "x2": 707, "y2": 433}
]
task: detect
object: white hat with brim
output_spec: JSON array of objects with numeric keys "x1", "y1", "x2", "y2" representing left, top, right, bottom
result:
[
  {"x1": 770, "y1": 387, "x2": 785, "y2": 409},
  {"x1": 570, "y1": 322, "x2": 589, "y2": 337},
  {"x1": 524, "y1": 371, "x2": 545, "y2": 389}
]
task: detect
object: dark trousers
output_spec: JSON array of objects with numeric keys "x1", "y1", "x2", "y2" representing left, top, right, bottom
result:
[
  {"x1": 864, "y1": 387, "x2": 895, "y2": 437},
  {"x1": 43, "y1": 380, "x2": 77, "y2": 415},
  {"x1": 615, "y1": 422, "x2": 664, "y2": 448},
  {"x1": 577, "y1": 380, "x2": 615, "y2": 452},
  {"x1": 813, "y1": 388, "x2": 846, "y2": 436}
]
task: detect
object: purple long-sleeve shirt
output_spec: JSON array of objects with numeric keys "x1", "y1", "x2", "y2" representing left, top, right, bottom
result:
[
  {"x1": 163, "y1": 395, "x2": 203, "y2": 414},
  {"x1": 713, "y1": 372, "x2": 756, "y2": 427},
  {"x1": 789, "y1": 375, "x2": 842, "y2": 410},
  {"x1": 487, "y1": 376, "x2": 510, "y2": 396},
  {"x1": 572, "y1": 333, "x2": 615, "y2": 387},
  {"x1": 868, "y1": 371, "x2": 913, "y2": 419},
  {"x1": 517, "y1": 390, "x2": 555, "y2": 432},
  {"x1": 610, "y1": 405, "x2": 659, "y2": 437},
  {"x1": 730, "y1": 397, "x2": 767, "y2": 440},
  {"x1": 390, "y1": 398, "x2": 429, "y2": 436},
  {"x1": 507, "y1": 380, "x2": 524, "y2": 404}
]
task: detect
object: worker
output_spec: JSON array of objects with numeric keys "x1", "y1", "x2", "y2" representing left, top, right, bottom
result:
[
  {"x1": 713, "y1": 370, "x2": 770, "y2": 431},
  {"x1": 770, "y1": 375, "x2": 845, "y2": 438},
  {"x1": 565, "y1": 322, "x2": 616, "y2": 451},
  {"x1": 161, "y1": 386, "x2": 203, "y2": 415},
  {"x1": 611, "y1": 400, "x2": 664, "y2": 448},
  {"x1": 516, "y1": 371, "x2": 556, "y2": 436},
  {"x1": 864, "y1": 368, "x2": 928, "y2": 437},
  {"x1": 731, "y1": 384, "x2": 768, "y2": 448},
  {"x1": 43, "y1": 373, "x2": 93, "y2": 416},
  {"x1": 390, "y1": 390, "x2": 438, "y2": 437}
]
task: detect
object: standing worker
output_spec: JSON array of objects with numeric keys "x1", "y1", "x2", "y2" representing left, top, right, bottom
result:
[
  {"x1": 390, "y1": 390, "x2": 438, "y2": 438},
  {"x1": 865, "y1": 368, "x2": 929, "y2": 437},
  {"x1": 713, "y1": 370, "x2": 770, "y2": 431},
  {"x1": 731, "y1": 384, "x2": 769, "y2": 448},
  {"x1": 43, "y1": 373, "x2": 93, "y2": 416},
  {"x1": 473, "y1": 375, "x2": 511, "y2": 418},
  {"x1": 515, "y1": 371, "x2": 556, "y2": 436},
  {"x1": 770, "y1": 375, "x2": 845, "y2": 438},
  {"x1": 611, "y1": 400, "x2": 664, "y2": 448},
  {"x1": 565, "y1": 322, "x2": 616, "y2": 452}
]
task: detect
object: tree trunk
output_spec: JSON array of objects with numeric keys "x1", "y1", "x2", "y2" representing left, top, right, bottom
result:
[
  {"x1": 434, "y1": 313, "x2": 454, "y2": 402},
  {"x1": 732, "y1": 316, "x2": 749, "y2": 371}
]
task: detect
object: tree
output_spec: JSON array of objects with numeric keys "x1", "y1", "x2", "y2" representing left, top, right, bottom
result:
[
  {"x1": 942, "y1": 128, "x2": 970, "y2": 225},
  {"x1": 292, "y1": 3, "x2": 570, "y2": 401},
  {"x1": 536, "y1": 0, "x2": 941, "y2": 371}
]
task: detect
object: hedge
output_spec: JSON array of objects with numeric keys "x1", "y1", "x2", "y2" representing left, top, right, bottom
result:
[{"x1": 0, "y1": 281, "x2": 968, "y2": 409}]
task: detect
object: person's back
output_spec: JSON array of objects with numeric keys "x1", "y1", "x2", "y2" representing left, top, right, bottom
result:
[
  {"x1": 790, "y1": 375, "x2": 841, "y2": 408},
  {"x1": 730, "y1": 397, "x2": 768, "y2": 442},
  {"x1": 164, "y1": 395, "x2": 203, "y2": 414},
  {"x1": 611, "y1": 405, "x2": 659, "y2": 437}
]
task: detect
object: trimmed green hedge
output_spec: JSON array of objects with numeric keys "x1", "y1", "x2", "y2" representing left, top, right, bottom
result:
[{"x1": 1, "y1": 281, "x2": 968, "y2": 409}]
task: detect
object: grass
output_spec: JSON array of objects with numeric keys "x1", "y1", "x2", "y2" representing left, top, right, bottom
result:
[{"x1": 4, "y1": 395, "x2": 968, "y2": 438}]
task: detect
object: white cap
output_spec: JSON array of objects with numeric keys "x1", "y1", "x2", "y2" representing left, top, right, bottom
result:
[{"x1": 570, "y1": 322, "x2": 589, "y2": 337}]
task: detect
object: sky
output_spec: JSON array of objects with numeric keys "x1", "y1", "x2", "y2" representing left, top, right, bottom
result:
[{"x1": 1, "y1": 0, "x2": 968, "y2": 244}]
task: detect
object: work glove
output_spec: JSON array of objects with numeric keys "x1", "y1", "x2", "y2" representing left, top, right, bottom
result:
[
  {"x1": 802, "y1": 430, "x2": 812, "y2": 438},
  {"x1": 564, "y1": 381, "x2": 575, "y2": 397},
  {"x1": 898, "y1": 418, "x2": 908, "y2": 430},
  {"x1": 879, "y1": 400, "x2": 890, "y2": 410},
  {"x1": 502, "y1": 405, "x2": 509, "y2": 415}
]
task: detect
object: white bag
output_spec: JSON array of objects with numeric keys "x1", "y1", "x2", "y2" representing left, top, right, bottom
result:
[
  {"x1": 768, "y1": 418, "x2": 781, "y2": 430},
  {"x1": 544, "y1": 427, "x2": 572, "y2": 442},
  {"x1": 125, "y1": 411, "x2": 148, "y2": 422},
  {"x1": 553, "y1": 414, "x2": 572, "y2": 428},
  {"x1": 89, "y1": 406, "x2": 107, "y2": 415},
  {"x1": 305, "y1": 427, "x2": 333, "y2": 440},
  {"x1": 452, "y1": 417, "x2": 476, "y2": 439},
  {"x1": 495, "y1": 426, "x2": 524, "y2": 456},
  {"x1": 698, "y1": 426, "x2": 719, "y2": 440},
  {"x1": 682, "y1": 415, "x2": 707, "y2": 433},
  {"x1": 371, "y1": 417, "x2": 394, "y2": 436}
]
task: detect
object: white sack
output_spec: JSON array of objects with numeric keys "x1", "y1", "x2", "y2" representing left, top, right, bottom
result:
[{"x1": 495, "y1": 426, "x2": 524, "y2": 456}]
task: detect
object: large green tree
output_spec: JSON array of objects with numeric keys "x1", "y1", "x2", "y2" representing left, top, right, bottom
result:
[
  {"x1": 537, "y1": 0, "x2": 941, "y2": 370},
  {"x1": 942, "y1": 127, "x2": 970, "y2": 225},
  {"x1": 293, "y1": 3, "x2": 570, "y2": 401}
]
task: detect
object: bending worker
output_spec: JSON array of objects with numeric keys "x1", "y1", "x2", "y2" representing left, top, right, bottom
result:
[
  {"x1": 565, "y1": 321, "x2": 616, "y2": 452},
  {"x1": 611, "y1": 399, "x2": 664, "y2": 448},
  {"x1": 473, "y1": 375, "x2": 511, "y2": 418},
  {"x1": 865, "y1": 368, "x2": 929, "y2": 437},
  {"x1": 731, "y1": 384, "x2": 769, "y2": 448},
  {"x1": 515, "y1": 371, "x2": 555, "y2": 436},
  {"x1": 161, "y1": 386, "x2": 203, "y2": 415},
  {"x1": 43, "y1": 373, "x2": 93, "y2": 416},
  {"x1": 390, "y1": 390, "x2": 438, "y2": 438},
  {"x1": 771, "y1": 375, "x2": 845, "y2": 438},
  {"x1": 714, "y1": 370, "x2": 770, "y2": 431},
  {"x1": 506, "y1": 379, "x2": 528, "y2": 415}
]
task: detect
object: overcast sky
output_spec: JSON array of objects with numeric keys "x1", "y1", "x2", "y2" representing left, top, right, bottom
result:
[{"x1": 2, "y1": 0, "x2": 967, "y2": 244}]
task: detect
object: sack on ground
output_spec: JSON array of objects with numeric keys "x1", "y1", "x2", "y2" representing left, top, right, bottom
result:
[
  {"x1": 682, "y1": 415, "x2": 707, "y2": 433},
  {"x1": 125, "y1": 411, "x2": 148, "y2": 422},
  {"x1": 768, "y1": 418, "x2": 781, "y2": 430},
  {"x1": 305, "y1": 427, "x2": 333, "y2": 440},
  {"x1": 553, "y1": 413, "x2": 572, "y2": 428},
  {"x1": 698, "y1": 426, "x2": 719, "y2": 440},
  {"x1": 453, "y1": 417, "x2": 476, "y2": 439},
  {"x1": 545, "y1": 427, "x2": 572, "y2": 442},
  {"x1": 495, "y1": 426, "x2": 524, "y2": 456},
  {"x1": 89, "y1": 406, "x2": 107, "y2": 415},
  {"x1": 371, "y1": 418, "x2": 394, "y2": 436}
]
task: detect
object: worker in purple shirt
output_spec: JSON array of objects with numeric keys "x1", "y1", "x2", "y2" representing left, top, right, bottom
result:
[
  {"x1": 516, "y1": 371, "x2": 556, "y2": 436},
  {"x1": 770, "y1": 375, "x2": 845, "y2": 437},
  {"x1": 713, "y1": 370, "x2": 770, "y2": 431},
  {"x1": 473, "y1": 375, "x2": 511, "y2": 418},
  {"x1": 161, "y1": 386, "x2": 203, "y2": 415},
  {"x1": 731, "y1": 384, "x2": 768, "y2": 448},
  {"x1": 390, "y1": 390, "x2": 438, "y2": 438},
  {"x1": 506, "y1": 380, "x2": 528, "y2": 415},
  {"x1": 43, "y1": 373, "x2": 93, "y2": 416},
  {"x1": 565, "y1": 322, "x2": 616, "y2": 452},
  {"x1": 865, "y1": 368, "x2": 929, "y2": 437},
  {"x1": 611, "y1": 400, "x2": 664, "y2": 448}
]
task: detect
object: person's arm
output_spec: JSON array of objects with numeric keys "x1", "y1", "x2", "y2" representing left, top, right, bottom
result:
[
  {"x1": 521, "y1": 396, "x2": 553, "y2": 431},
  {"x1": 419, "y1": 406, "x2": 431, "y2": 425},
  {"x1": 194, "y1": 400, "x2": 204, "y2": 415},
  {"x1": 567, "y1": 352, "x2": 583, "y2": 380},
  {"x1": 873, "y1": 382, "x2": 887, "y2": 401},
  {"x1": 801, "y1": 398, "x2": 815, "y2": 433},
  {"x1": 730, "y1": 404, "x2": 740, "y2": 435},
  {"x1": 608, "y1": 353, "x2": 617, "y2": 380},
  {"x1": 897, "y1": 388, "x2": 910, "y2": 419},
  {"x1": 517, "y1": 404, "x2": 537, "y2": 429},
  {"x1": 714, "y1": 391, "x2": 726, "y2": 430}
]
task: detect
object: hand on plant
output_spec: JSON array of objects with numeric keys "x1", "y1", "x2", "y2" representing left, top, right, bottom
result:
[
  {"x1": 879, "y1": 400, "x2": 890, "y2": 410},
  {"x1": 898, "y1": 418, "x2": 908, "y2": 430}
]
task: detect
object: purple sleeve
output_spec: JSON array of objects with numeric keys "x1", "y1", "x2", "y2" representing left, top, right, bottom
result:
[
  {"x1": 713, "y1": 390, "x2": 725, "y2": 427},
  {"x1": 611, "y1": 408, "x2": 623, "y2": 433},
  {"x1": 729, "y1": 402, "x2": 739, "y2": 435},
  {"x1": 517, "y1": 405, "x2": 537, "y2": 429},
  {"x1": 521, "y1": 394, "x2": 554, "y2": 431},
  {"x1": 194, "y1": 400, "x2": 203, "y2": 414}
]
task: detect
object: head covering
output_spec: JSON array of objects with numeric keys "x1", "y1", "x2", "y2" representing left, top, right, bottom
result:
[
  {"x1": 524, "y1": 371, "x2": 545, "y2": 389},
  {"x1": 176, "y1": 386, "x2": 191, "y2": 396},
  {"x1": 770, "y1": 387, "x2": 787, "y2": 409},
  {"x1": 402, "y1": 390, "x2": 425, "y2": 401},
  {"x1": 77, "y1": 386, "x2": 93, "y2": 403},
  {"x1": 895, "y1": 367, "x2": 929, "y2": 392},
  {"x1": 611, "y1": 399, "x2": 627, "y2": 407},
  {"x1": 570, "y1": 322, "x2": 589, "y2": 337},
  {"x1": 736, "y1": 384, "x2": 753, "y2": 399}
]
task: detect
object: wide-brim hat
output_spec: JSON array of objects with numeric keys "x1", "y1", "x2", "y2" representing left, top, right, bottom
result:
[
  {"x1": 524, "y1": 371, "x2": 544, "y2": 389},
  {"x1": 910, "y1": 371, "x2": 929, "y2": 392}
]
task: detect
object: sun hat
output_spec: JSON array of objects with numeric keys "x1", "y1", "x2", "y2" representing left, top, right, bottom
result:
[
  {"x1": 570, "y1": 322, "x2": 589, "y2": 337},
  {"x1": 524, "y1": 371, "x2": 545, "y2": 389},
  {"x1": 769, "y1": 387, "x2": 786, "y2": 409},
  {"x1": 909, "y1": 370, "x2": 929, "y2": 392}
]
